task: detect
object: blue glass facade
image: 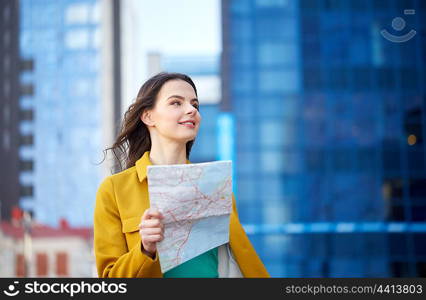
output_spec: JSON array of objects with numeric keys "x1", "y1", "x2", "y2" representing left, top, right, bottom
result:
[
  {"x1": 223, "y1": 0, "x2": 426, "y2": 276},
  {"x1": 190, "y1": 104, "x2": 220, "y2": 162},
  {"x1": 19, "y1": 0, "x2": 103, "y2": 227}
]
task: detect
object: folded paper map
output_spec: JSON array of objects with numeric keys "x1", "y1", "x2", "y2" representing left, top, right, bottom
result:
[{"x1": 147, "y1": 160, "x2": 232, "y2": 273}]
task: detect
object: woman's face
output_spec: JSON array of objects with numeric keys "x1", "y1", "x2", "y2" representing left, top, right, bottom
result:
[{"x1": 143, "y1": 79, "x2": 201, "y2": 144}]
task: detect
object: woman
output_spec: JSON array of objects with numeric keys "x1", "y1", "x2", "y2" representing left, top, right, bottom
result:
[{"x1": 94, "y1": 72, "x2": 269, "y2": 278}]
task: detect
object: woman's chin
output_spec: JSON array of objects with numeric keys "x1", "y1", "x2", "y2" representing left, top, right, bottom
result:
[
  {"x1": 171, "y1": 134, "x2": 197, "y2": 144},
  {"x1": 180, "y1": 131, "x2": 198, "y2": 141},
  {"x1": 183, "y1": 135, "x2": 197, "y2": 143}
]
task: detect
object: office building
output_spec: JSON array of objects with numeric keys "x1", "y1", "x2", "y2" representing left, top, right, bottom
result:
[
  {"x1": 222, "y1": 0, "x2": 426, "y2": 276},
  {"x1": 19, "y1": 0, "x2": 119, "y2": 226}
]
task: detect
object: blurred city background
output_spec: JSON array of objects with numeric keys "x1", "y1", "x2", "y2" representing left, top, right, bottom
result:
[{"x1": 0, "y1": 0, "x2": 425, "y2": 277}]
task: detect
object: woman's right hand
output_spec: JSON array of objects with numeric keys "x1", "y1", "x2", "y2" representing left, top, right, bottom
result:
[{"x1": 138, "y1": 208, "x2": 164, "y2": 258}]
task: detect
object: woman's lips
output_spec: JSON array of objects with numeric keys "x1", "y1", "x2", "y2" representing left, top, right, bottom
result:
[{"x1": 179, "y1": 122, "x2": 195, "y2": 129}]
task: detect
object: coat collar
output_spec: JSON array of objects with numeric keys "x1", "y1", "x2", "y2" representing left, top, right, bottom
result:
[{"x1": 135, "y1": 151, "x2": 191, "y2": 182}]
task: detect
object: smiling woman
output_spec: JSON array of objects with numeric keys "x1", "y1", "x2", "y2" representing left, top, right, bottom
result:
[{"x1": 94, "y1": 72, "x2": 269, "y2": 278}]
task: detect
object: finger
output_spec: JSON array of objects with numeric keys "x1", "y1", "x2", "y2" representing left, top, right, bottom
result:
[
  {"x1": 140, "y1": 219, "x2": 161, "y2": 228},
  {"x1": 141, "y1": 208, "x2": 156, "y2": 221},
  {"x1": 145, "y1": 208, "x2": 164, "y2": 220},
  {"x1": 140, "y1": 219, "x2": 163, "y2": 228},
  {"x1": 140, "y1": 227, "x2": 163, "y2": 236},
  {"x1": 141, "y1": 209, "x2": 149, "y2": 222},
  {"x1": 143, "y1": 235, "x2": 163, "y2": 243}
]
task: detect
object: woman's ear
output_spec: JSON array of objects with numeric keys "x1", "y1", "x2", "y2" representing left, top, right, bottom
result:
[{"x1": 141, "y1": 110, "x2": 155, "y2": 127}]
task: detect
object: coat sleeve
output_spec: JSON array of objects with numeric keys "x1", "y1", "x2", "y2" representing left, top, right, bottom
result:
[
  {"x1": 93, "y1": 177, "x2": 162, "y2": 278},
  {"x1": 229, "y1": 194, "x2": 270, "y2": 278}
]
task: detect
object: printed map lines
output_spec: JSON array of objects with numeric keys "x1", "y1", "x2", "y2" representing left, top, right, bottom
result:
[{"x1": 147, "y1": 161, "x2": 233, "y2": 272}]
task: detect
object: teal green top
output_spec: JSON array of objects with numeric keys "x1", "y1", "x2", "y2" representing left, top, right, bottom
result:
[{"x1": 163, "y1": 247, "x2": 219, "y2": 278}]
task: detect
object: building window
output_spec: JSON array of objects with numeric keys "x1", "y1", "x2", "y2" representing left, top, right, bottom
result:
[
  {"x1": 260, "y1": 120, "x2": 283, "y2": 147},
  {"x1": 258, "y1": 42, "x2": 297, "y2": 66},
  {"x1": 261, "y1": 150, "x2": 283, "y2": 173},
  {"x1": 3, "y1": 54, "x2": 11, "y2": 73},
  {"x1": 56, "y1": 252, "x2": 69, "y2": 276},
  {"x1": 15, "y1": 254, "x2": 25, "y2": 277},
  {"x1": 237, "y1": 120, "x2": 256, "y2": 147},
  {"x1": 231, "y1": 19, "x2": 253, "y2": 41},
  {"x1": 3, "y1": 30, "x2": 11, "y2": 47},
  {"x1": 19, "y1": 145, "x2": 34, "y2": 160},
  {"x1": 259, "y1": 70, "x2": 300, "y2": 93},
  {"x1": 256, "y1": 18, "x2": 297, "y2": 40},
  {"x1": 19, "y1": 171, "x2": 33, "y2": 186},
  {"x1": 231, "y1": 70, "x2": 254, "y2": 93},
  {"x1": 70, "y1": 79, "x2": 91, "y2": 97},
  {"x1": 93, "y1": 28, "x2": 101, "y2": 49},
  {"x1": 390, "y1": 261, "x2": 412, "y2": 277},
  {"x1": 65, "y1": 3, "x2": 90, "y2": 24},
  {"x1": 20, "y1": 110, "x2": 34, "y2": 121},
  {"x1": 409, "y1": 179, "x2": 426, "y2": 199},
  {"x1": 19, "y1": 96, "x2": 33, "y2": 110},
  {"x1": 36, "y1": 253, "x2": 48, "y2": 277},
  {"x1": 282, "y1": 151, "x2": 303, "y2": 174},
  {"x1": 20, "y1": 185, "x2": 33, "y2": 197},
  {"x1": 3, "y1": 131, "x2": 10, "y2": 150},
  {"x1": 65, "y1": 29, "x2": 90, "y2": 49},
  {"x1": 256, "y1": 0, "x2": 295, "y2": 9},
  {"x1": 92, "y1": 1, "x2": 100, "y2": 23},
  {"x1": 20, "y1": 134, "x2": 34, "y2": 145},
  {"x1": 3, "y1": 5, "x2": 11, "y2": 23},
  {"x1": 3, "y1": 104, "x2": 10, "y2": 123},
  {"x1": 20, "y1": 84, "x2": 34, "y2": 96},
  {"x1": 231, "y1": 42, "x2": 253, "y2": 66},
  {"x1": 306, "y1": 149, "x2": 325, "y2": 171},
  {"x1": 19, "y1": 160, "x2": 33, "y2": 171},
  {"x1": 230, "y1": 1, "x2": 251, "y2": 15},
  {"x1": 20, "y1": 59, "x2": 34, "y2": 71},
  {"x1": 3, "y1": 79, "x2": 10, "y2": 97},
  {"x1": 19, "y1": 121, "x2": 34, "y2": 135}
]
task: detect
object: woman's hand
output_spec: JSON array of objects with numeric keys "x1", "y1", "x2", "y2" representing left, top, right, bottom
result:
[{"x1": 138, "y1": 208, "x2": 164, "y2": 258}]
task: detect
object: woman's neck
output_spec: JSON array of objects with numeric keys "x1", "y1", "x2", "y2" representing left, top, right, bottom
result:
[{"x1": 149, "y1": 141, "x2": 187, "y2": 165}]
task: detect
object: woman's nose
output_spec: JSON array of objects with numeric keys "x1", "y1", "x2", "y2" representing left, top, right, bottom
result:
[{"x1": 186, "y1": 103, "x2": 197, "y2": 114}]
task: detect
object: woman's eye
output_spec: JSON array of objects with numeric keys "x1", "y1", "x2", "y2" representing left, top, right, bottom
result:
[
  {"x1": 193, "y1": 104, "x2": 199, "y2": 110},
  {"x1": 172, "y1": 101, "x2": 181, "y2": 106}
]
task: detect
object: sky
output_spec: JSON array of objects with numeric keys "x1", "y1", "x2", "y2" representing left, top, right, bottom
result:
[
  {"x1": 121, "y1": 0, "x2": 221, "y2": 109},
  {"x1": 138, "y1": 0, "x2": 221, "y2": 55}
]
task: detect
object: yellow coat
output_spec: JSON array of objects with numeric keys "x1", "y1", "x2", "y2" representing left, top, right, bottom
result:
[{"x1": 94, "y1": 151, "x2": 270, "y2": 278}]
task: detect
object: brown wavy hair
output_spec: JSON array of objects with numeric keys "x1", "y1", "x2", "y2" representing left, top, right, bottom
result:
[{"x1": 105, "y1": 72, "x2": 198, "y2": 172}]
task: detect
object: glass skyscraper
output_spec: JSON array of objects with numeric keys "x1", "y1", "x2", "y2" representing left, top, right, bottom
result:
[
  {"x1": 1, "y1": 0, "x2": 22, "y2": 221},
  {"x1": 222, "y1": 0, "x2": 425, "y2": 277},
  {"x1": 19, "y1": 0, "x2": 103, "y2": 227}
]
